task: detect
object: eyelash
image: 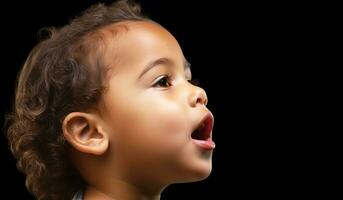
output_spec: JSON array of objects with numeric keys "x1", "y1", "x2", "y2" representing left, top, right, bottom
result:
[
  {"x1": 188, "y1": 79, "x2": 200, "y2": 86},
  {"x1": 152, "y1": 75, "x2": 200, "y2": 88},
  {"x1": 153, "y1": 75, "x2": 173, "y2": 88}
]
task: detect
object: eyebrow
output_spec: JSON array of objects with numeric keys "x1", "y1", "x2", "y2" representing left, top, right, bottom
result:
[{"x1": 138, "y1": 57, "x2": 191, "y2": 79}]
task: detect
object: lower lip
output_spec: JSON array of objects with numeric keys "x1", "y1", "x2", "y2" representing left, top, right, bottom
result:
[{"x1": 192, "y1": 139, "x2": 216, "y2": 150}]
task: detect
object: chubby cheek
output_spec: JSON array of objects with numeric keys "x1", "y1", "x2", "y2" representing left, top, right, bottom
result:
[
  {"x1": 124, "y1": 101, "x2": 189, "y2": 155},
  {"x1": 148, "y1": 109, "x2": 189, "y2": 151}
]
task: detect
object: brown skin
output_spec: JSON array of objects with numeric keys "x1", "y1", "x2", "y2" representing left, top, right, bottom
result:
[{"x1": 63, "y1": 21, "x2": 213, "y2": 200}]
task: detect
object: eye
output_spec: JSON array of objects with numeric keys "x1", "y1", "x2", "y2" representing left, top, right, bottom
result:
[
  {"x1": 188, "y1": 78, "x2": 200, "y2": 86},
  {"x1": 153, "y1": 75, "x2": 173, "y2": 88}
]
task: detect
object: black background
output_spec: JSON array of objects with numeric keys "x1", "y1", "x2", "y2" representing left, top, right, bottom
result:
[{"x1": 0, "y1": 0, "x2": 320, "y2": 199}]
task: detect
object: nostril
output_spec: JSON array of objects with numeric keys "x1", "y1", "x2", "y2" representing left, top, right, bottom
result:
[
  {"x1": 196, "y1": 91, "x2": 207, "y2": 106},
  {"x1": 196, "y1": 96, "x2": 205, "y2": 105}
]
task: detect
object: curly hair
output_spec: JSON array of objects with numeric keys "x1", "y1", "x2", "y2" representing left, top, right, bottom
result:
[{"x1": 4, "y1": 1, "x2": 149, "y2": 199}]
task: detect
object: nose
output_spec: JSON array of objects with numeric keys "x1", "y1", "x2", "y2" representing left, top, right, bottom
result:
[{"x1": 188, "y1": 85, "x2": 208, "y2": 107}]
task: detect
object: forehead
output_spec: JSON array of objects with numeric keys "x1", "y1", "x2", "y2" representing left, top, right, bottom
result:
[{"x1": 101, "y1": 21, "x2": 185, "y2": 74}]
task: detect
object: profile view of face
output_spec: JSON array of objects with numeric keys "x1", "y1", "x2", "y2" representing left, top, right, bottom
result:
[{"x1": 99, "y1": 21, "x2": 215, "y2": 185}]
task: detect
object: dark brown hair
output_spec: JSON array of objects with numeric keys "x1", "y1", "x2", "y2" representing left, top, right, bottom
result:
[{"x1": 4, "y1": 1, "x2": 149, "y2": 199}]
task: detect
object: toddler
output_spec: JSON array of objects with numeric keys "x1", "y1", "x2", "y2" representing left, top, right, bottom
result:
[{"x1": 5, "y1": 0, "x2": 215, "y2": 199}]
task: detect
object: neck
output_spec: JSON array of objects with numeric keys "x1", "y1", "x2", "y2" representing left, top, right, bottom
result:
[{"x1": 83, "y1": 180, "x2": 165, "y2": 200}]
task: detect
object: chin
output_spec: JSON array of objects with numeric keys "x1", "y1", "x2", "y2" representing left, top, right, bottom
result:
[
  {"x1": 175, "y1": 158, "x2": 213, "y2": 183},
  {"x1": 190, "y1": 162, "x2": 213, "y2": 182}
]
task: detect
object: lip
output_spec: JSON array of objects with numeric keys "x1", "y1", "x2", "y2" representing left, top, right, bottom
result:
[
  {"x1": 192, "y1": 138, "x2": 215, "y2": 150},
  {"x1": 191, "y1": 112, "x2": 215, "y2": 150}
]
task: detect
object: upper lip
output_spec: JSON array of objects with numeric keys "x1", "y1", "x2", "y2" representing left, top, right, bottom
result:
[{"x1": 191, "y1": 112, "x2": 214, "y2": 141}]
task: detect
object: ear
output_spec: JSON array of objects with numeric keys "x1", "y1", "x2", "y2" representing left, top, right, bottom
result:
[{"x1": 62, "y1": 112, "x2": 109, "y2": 155}]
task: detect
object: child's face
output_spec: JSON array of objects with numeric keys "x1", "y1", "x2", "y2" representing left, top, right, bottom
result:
[{"x1": 99, "y1": 21, "x2": 214, "y2": 184}]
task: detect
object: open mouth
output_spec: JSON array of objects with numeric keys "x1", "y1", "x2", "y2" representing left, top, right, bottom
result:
[{"x1": 191, "y1": 113, "x2": 213, "y2": 141}]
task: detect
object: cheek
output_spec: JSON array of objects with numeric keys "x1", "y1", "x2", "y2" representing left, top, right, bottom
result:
[
  {"x1": 103, "y1": 83, "x2": 191, "y2": 158},
  {"x1": 115, "y1": 96, "x2": 189, "y2": 155},
  {"x1": 133, "y1": 102, "x2": 188, "y2": 149},
  {"x1": 148, "y1": 109, "x2": 188, "y2": 149}
]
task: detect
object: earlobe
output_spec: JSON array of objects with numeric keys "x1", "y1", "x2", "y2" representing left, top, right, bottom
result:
[{"x1": 62, "y1": 112, "x2": 109, "y2": 155}]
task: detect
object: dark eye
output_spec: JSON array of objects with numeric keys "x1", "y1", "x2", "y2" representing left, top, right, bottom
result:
[
  {"x1": 188, "y1": 78, "x2": 200, "y2": 86},
  {"x1": 153, "y1": 75, "x2": 172, "y2": 88}
]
